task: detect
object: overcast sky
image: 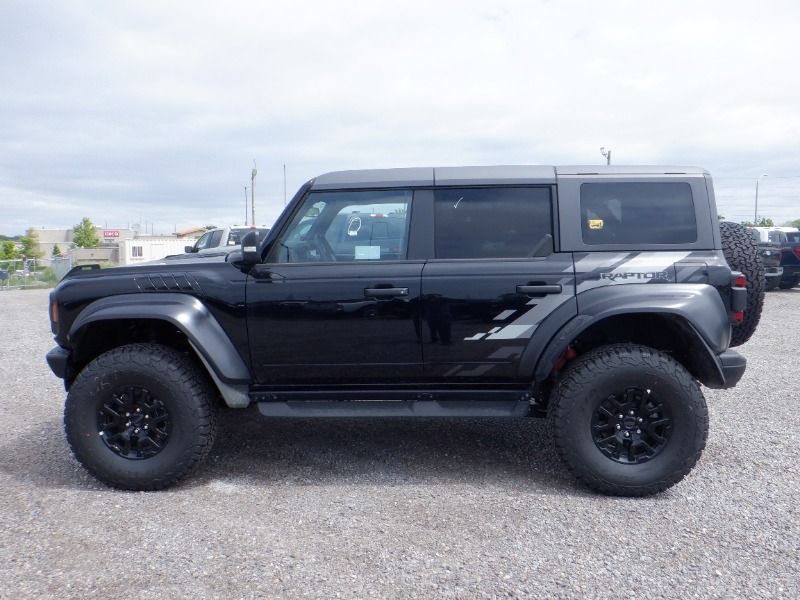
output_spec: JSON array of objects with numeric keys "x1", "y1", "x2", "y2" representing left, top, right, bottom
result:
[{"x1": 1, "y1": 0, "x2": 798, "y2": 236}]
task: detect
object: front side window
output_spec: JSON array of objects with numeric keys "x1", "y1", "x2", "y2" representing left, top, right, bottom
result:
[
  {"x1": 274, "y1": 190, "x2": 412, "y2": 263},
  {"x1": 580, "y1": 182, "x2": 697, "y2": 245},
  {"x1": 434, "y1": 187, "x2": 553, "y2": 259}
]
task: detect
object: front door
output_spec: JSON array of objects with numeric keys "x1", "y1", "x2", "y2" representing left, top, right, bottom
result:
[{"x1": 247, "y1": 189, "x2": 424, "y2": 384}]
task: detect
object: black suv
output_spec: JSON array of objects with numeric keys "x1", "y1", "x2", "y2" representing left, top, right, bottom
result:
[{"x1": 46, "y1": 166, "x2": 760, "y2": 496}]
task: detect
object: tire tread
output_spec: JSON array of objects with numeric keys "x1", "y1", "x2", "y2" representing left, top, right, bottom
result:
[
  {"x1": 550, "y1": 344, "x2": 708, "y2": 497},
  {"x1": 64, "y1": 343, "x2": 217, "y2": 491}
]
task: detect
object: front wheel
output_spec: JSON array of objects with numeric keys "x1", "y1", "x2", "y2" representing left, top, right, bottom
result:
[
  {"x1": 550, "y1": 344, "x2": 708, "y2": 496},
  {"x1": 64, "y1": 343, "x2": 217, "y2": 490}
]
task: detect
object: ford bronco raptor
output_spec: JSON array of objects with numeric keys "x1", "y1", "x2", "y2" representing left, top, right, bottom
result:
[{"x1": 47, "y1": 166, "x2": 762, "y2": 496}]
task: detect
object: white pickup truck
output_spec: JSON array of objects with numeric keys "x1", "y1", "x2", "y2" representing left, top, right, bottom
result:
[{"x1": 184, "y1": 226, "x2": 270, "y2": 256}]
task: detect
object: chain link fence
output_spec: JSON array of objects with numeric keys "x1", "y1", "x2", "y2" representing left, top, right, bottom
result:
[{"x1": 0, "y1": 257, "x2": 73, "y2": 290}]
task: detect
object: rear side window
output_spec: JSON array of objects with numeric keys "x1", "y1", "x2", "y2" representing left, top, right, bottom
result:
[
  {"x1": 580, "y1": 182, "x2": 697, "y2": 245},
  {"x1": 434, "y1": 187, "x2": 553, "y2": 259},
  {"x1": 786, "y1": 231, "x2": 800, "y2": 243}
]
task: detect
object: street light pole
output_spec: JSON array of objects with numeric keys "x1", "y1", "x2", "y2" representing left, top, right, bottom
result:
[
  {"x1": 251, "y1": 161, "x2": 257, "y2": 227},
  {"x1": 244, "y1": 186, "x2": 248, "y2": 226},
  {"x1": 754, "y1": 174, "x2": 768, "y2": 225}
]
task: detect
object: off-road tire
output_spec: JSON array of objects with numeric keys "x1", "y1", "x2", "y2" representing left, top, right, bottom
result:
[
  {"x1": 719, "y1": 221, "x2": 764, "y2": 346},
  {"x1": 64, "y1": 343, "x2": 217, "y2": 490},
  {"x1": 550, "y1": 344, "x2": 708, "y2": 497}
]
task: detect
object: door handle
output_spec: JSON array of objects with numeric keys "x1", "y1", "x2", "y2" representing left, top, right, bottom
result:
[
  {"x1": 516, "y1": 284, "x2": 562, "y2": 295},
  {"x1": 364, "y1": 287, "x2": 409, "y2": 298}
]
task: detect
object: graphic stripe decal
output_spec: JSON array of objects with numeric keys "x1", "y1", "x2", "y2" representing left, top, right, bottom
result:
[{"x1": 493, "y1": 309, "x2": 516, "y2": 321}]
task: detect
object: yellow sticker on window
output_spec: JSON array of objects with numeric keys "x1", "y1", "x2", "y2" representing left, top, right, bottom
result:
[{"x1": 588, "y1": 219, "x2": 604, "y2": 230}]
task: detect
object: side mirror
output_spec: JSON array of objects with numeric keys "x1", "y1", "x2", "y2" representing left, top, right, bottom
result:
[
  {"x1": 184, "y1": 245, "x2": 194, "y2": 253},
  {"x1": 241, "y1": 230, "x2": 260, "y2": 265}
]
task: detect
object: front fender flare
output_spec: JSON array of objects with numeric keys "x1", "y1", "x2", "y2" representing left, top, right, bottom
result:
[{"x1": 69, "y1": 293, "x2": 250, "y2": 384}]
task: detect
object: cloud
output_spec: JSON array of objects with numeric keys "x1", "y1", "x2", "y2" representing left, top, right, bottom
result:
[{"x1": 1, "y1": 0, "x2": 799, "y2": 234}]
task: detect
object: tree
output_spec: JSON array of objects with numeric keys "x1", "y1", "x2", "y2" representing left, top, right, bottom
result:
[
  {"x1": 52, "y1": 244, "x2": 63, "y2": 257},
  {"x1": 784, "y1": 218, "x2": 800, "y2": 228},
  {"x1": 204, "y1": 225, "x2": 217, "y2": 231},
  {"x1": 73, "y1": 217, "x2": 100, "y2": 248},
  {"x1": 0, "y1": 240, "x2": 17, "y2": 260},
  {"x1": 742, "y1": 217, "x2": 775, "y2": 227},
  {"x1": 20, "y1": 228, "x2": 42, "y2": 258},
  {"x1": 717, "y1": 214, "x2": 725, "y2": 220}
]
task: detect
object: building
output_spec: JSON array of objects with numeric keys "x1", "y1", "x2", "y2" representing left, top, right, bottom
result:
[
  {"x1": 119, "y1": 236, "x2": 198, "y2": 265},
  {"x1": 34, "y1": 226, "x2": 137, "y2": 264},
  {"x1": 175, "y1": 226, "x2": 209, "y2": 238},
  {"x1": 33, "y1": 226, "x2": 197, "y2": 267}
]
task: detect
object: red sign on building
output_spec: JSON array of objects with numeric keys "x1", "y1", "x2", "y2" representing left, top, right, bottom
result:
[{"x1": 103, "y1": 230, "x2": 120, "y2": 238}]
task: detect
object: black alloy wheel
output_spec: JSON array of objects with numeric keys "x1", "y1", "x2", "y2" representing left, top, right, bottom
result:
[
  {"x1": 97, "y1": 386, "x2": 171, "y2": 459},
  {"x1": 590, "y1": 387, "x2": 672, "y2": 464}
]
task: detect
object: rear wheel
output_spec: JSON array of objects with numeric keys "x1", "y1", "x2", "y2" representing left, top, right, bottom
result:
[
  {"x1": 64, "y1": 343, "x2": 217, "y2": 490},
  {"x1": 550, "y1": 344, "x2": 708, "y2": 496},
  {"x1": 719, "y1": 221, "x2": 764, "y2": 346}
]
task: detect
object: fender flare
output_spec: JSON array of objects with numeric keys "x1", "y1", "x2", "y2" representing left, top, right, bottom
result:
[
  {"x1": 68, "y1": 293, "x2": 251, "y2": 386},
  {"x1": 521, "y1": 284, "x2": 732, "y2": 387}
]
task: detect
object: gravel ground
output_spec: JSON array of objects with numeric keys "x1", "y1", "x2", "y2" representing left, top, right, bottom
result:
[{"x1": 0, "y1": 288, "x2": 798, "y2": 599}]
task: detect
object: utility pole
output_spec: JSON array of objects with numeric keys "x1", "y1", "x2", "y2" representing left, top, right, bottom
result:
[
  {"x1": 251, "y1": 161, "x2": 257, "y2": 227},
  {"x1": 754, "y1": 174, "x2": 768, "y2": 225},
  {"x1": 244, "y1": 186, "x2": 248, "y2": 226},
  {"x1": 600, "y1": 147, "x2": 611, "y2": 165},
  {"x1": 283, "y1": 163, "x2": 287, "y2": 206}
]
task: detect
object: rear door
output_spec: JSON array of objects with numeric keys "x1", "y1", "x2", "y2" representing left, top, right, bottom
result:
[{"x1": 420, "y1": 186, "x2": 576, "y2": 382}]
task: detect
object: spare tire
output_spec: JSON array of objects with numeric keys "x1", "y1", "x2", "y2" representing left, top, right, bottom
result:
[{"x1": 719, "y1": 221, "x2": 764, "y2": 346}]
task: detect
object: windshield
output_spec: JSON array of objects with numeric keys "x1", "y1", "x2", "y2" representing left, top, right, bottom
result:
[{"x1": 785, "y1": 231, "x2": 800, "y2": 244}]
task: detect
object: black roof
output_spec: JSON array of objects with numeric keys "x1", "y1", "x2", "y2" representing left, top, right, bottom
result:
[{"x1": 310, "y1": 165, "x2": 708, "y2": 189}]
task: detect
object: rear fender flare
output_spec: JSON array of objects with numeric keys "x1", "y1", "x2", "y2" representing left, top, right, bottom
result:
[{"x1": 524, "y1": 284, "x2": 731, "y2": 386}]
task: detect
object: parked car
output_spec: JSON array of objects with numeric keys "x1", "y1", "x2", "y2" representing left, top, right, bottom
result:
[
  {"x1": 749, "y1": 228, "x2": 784, "y2": 290},
  {"x1": 184, "y1": 226, "x2": 270, "y2": 256},
  {"x1": 47, "y1": 165, "x2": 758, "y2": 496},
  {"x1": 753, "y1": 227, "x2": 800, "y2": 289}
]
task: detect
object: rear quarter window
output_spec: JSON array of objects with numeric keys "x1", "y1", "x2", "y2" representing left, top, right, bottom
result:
[{"x1": 580, "y1": 182, "x2": 697, "y2": 245}]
